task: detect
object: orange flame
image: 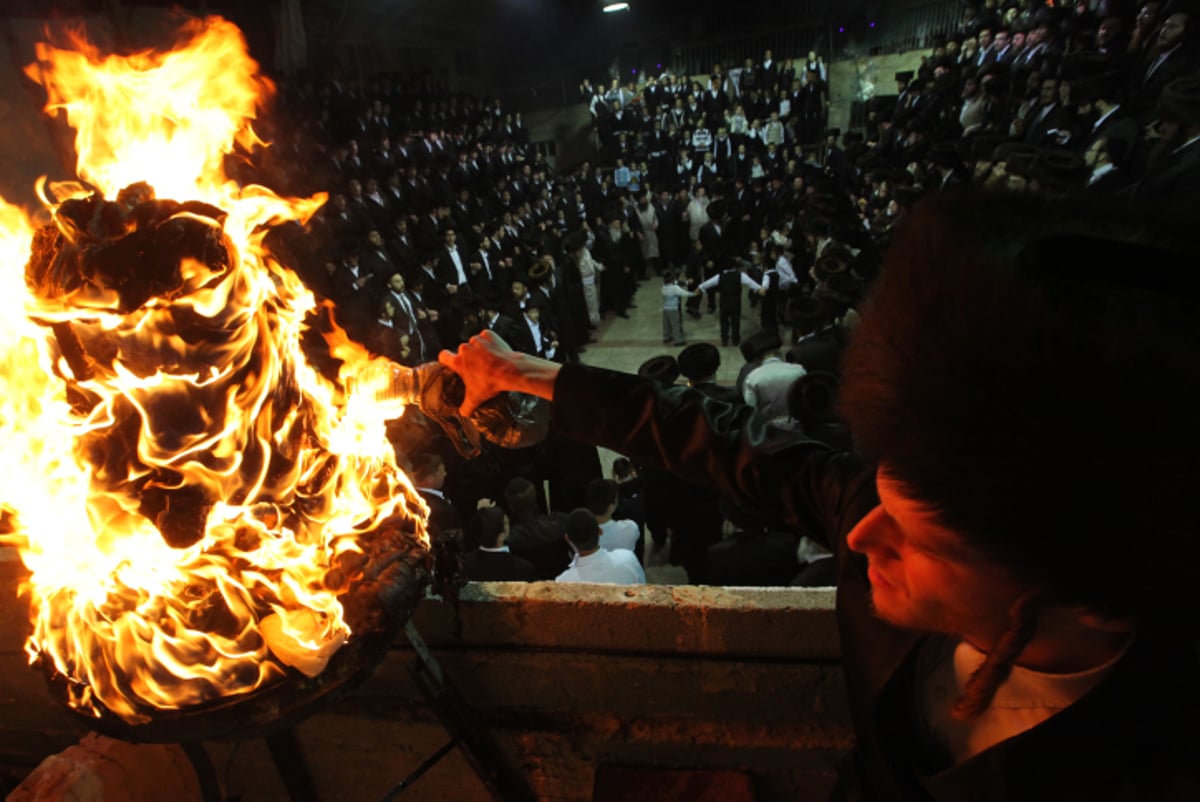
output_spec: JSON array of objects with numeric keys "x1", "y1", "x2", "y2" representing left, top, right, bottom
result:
[{"x1": 0, "y1": 18, "x2": 427, "y2": 723}]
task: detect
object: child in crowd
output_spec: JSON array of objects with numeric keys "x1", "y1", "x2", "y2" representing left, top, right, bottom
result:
[{"x1": 661, "y1": 270, "x2": 699, "y2": 346}]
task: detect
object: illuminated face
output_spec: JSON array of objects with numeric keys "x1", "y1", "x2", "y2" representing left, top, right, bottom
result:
[
  {"x1": 389, "y1": 273, "x2": 405, "y2": 292},
  {"x1": 846, "y1": 470, "x2": 1030, "y2": 644},
  {"x1": 1158, "y1": 13, "x2": 1189, "y2": 50}
]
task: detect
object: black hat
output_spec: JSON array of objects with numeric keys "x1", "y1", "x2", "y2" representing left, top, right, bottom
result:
[
  {"x1": 478, "y1": 290, "x2": 505, "y2": 311},
  {"x1": 893, "y1": 186, "x2": 924, "y2": 207},
  {"x1": 895, "y1": 70, "x2": 915, "y2": 84},
  {"x1": 706, "y1": 199, "x2": 727, "y2": 220},
  {"x1": 814, "y1": 273, "x2": 861, "y2": 306},
  {"x1": 637, "y1": 355, "x2": 680, "y2": 384},
  {"x1": 528, "y1": 259, "x2": 553, "y2": 283},
  {"x1": 968, "y1": 133, "x2": 1010, "y2": 162},
  {"x1": 1005, "y1": 148, "x2": 1038, "y2": 179},
  {"x1": 976, "y1": 60, "x2": 1011, "y2": 85},
  {"x1": 1059, "y1": 52, "x2": 1111, "y2": 83},
  {"x1": 1034, "y1": 149, "x2": 1088, "y2": 192},
  {"x1": 785, "y1": 296, "x2": 829, "y2": 330},
  {"x1": 1164, "y1": 0, "x2": 1200, "y2": 18},
  {"x1": 677, "y1": 343, "x2": 721, "y2": 381},
  {"x1": 786, "y1": 371, "x2": 840, "y2": 426},
  {"x1": 992, "y1": 142, "x2": 1040, "y2": 165},
  {"x1": 562, "y1": 230, "x2": 588, "y2": 252},
  {"x1": 1095, "y1": 0, "x2": 1135, "y2": 20},
  {"x1": 1071, "y1": 67, "x2": 1128, "y2": 104},
  {"x1": 739, "y1": 329, "x2": 783, "y2": 362},
  {"x1": 718, "y1": 497, "x2": 767, "y2": 534},
  {"x1": 1157, "y1": 77, "x2": 1200, "y2": 125},
  {"x1": 927, "y1": 141, "x2": 963, "y2": 168}
]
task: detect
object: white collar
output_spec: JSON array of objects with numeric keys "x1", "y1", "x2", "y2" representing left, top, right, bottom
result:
[{"x1": 1093, "y1": 104, "x2": 1121, "y2": 129}]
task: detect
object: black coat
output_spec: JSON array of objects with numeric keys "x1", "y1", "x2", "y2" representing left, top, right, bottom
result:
[
  {"x1": 702, "y1": 531, "x2": 800, "y2": 586},
  {"x1": 507, "y1": 513, "x2": 572, "y2": 580},
  {"x1": 462, "y1": 549, "x2": 537, "y2": 582}
]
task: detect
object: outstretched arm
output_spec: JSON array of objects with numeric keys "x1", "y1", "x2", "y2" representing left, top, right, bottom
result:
[{"x1": 438, "y1": 330, "x2": 562, "y2": 417}]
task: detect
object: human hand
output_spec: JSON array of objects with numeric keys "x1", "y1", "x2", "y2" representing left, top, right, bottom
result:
[
  {"x1": 438, "y1": 329, "x2": 562, "y2": 417},
  {"x1": 476, "y1": 498, "x2": 497, "y2": 509}
]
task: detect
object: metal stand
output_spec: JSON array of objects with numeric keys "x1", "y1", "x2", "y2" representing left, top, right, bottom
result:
[
  {"x1": 381, "y1": 621, "x2": 533, "y2": 802},
  {"x1": 265, "y1": 728, "x2": 320, "y2": 802},
  {"x1": 182, "y1": 727, "x2": 319, "y2": 802}
]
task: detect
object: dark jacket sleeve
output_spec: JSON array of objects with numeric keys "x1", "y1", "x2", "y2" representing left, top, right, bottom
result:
[{"x1": 550, "y1": 363, "x2": 876, "y2": 552}]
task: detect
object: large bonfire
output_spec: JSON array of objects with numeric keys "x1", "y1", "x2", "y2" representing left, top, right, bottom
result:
[{"x1": 0, "y1": 17, "x2": 429, "y2": 724}]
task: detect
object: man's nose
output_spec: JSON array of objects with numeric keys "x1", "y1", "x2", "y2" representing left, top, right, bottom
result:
[{"x1": 846, "y1": 504, "x2": 895, "y2": 557}]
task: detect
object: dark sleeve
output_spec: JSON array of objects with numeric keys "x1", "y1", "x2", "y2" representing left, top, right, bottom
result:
[{"x1": 549, "y1": 364, "x2": 876, "y2": 551}]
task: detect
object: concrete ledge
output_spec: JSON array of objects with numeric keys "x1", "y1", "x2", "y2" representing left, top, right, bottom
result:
[{"x1": 417, "y1": 581, "x2": 841, "y2": 659}]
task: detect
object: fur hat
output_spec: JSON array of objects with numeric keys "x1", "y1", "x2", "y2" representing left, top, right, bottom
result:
[
  {"x1": 677, "y1": 343, "x2": 721, "y2": 381},
  {"x1": 839, "y1": 190, "x2": 1200, "y2": 632}
]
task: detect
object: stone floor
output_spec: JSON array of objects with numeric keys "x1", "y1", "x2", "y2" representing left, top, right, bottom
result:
[{"x1": 572, "y1": 272, "x2": 767, "y2": 584}]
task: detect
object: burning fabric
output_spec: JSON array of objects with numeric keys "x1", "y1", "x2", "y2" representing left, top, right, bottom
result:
[{"x1": 0, "y1": 18, "x2": 436, "y2": 725}]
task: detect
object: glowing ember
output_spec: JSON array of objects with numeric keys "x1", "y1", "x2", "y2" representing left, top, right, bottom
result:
[{"x1": 0, "y1": 17, "x2": 429, "y2": 723}]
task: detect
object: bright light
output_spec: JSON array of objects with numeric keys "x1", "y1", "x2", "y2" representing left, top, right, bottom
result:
[{"x1": 603, "y1": 2, "x2": 630, "y2": 12}]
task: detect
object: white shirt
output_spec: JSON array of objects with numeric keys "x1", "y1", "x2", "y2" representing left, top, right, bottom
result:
[
  {"x1": 447, "y1": 246, "x2": 467, "y2": 285},
  {"x1": 524, "y1": 315, "x2": 555, "y2": 360},
  {"x1": 599, "y1": 519, "x2": 639, "y2": 552},
  {"x1": 743, "y1": 357, "x2": 807, "y2": 425},
  {"x1": 918, "y1": 636, "x2": 1131, "y2": 764},
  {"x1": 697, "y1": 270, "x2": 764, "y2": 293},
  {"x1": 556, "y1": 548, "x2": 645, "y2": 585},
  {"x1": 774, "y1": 255, "x2": 798, "y2": 289},
  {"x1": 1091, "y1": 103, "x2": 1121, "y2": 132}
]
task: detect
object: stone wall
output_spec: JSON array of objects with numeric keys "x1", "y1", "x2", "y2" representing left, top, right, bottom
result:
[{"x1": 2, "y1": 552, "x2": 849, "y2": 801}]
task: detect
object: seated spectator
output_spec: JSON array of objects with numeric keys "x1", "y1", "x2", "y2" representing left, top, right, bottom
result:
[
  {"x1": 556, "y1": 508, "x2": 646, "y2": 585},
  {"x1": 677, "y1": 342, "x2": 742, "y2": 405},
  {"x1": 741, "y1": 329, "x2": 807, "y2": 427},
  {"x1": 786, "y1": 371, "x2": 852, "y2": 451},
  {"x1": 586, "y1": 478, "x2": 641, "y2": 558},
  {"x1": 503, "y1": 476, "x2": 572, "y2": 580},
  {"x1": 463, "y1": 504, "x2": 537, "y2": 582},
  {"x1": 790, "y1": 536, "x2": 836, "y2": 588},
  {"x1": 701, "y1": 502, "x2": 799, "y2": 587},
  {"x1": 612, "y1": 457, "x2": 647, "y2": 533}
]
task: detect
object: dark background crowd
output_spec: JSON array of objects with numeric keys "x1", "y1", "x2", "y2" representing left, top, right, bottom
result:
[{"x1": 242, "y1": 0, "x2": 1197, "y2": 590}]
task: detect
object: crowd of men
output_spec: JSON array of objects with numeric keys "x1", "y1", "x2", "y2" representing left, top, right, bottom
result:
[{"x1": 254, "y1": 0, "x2": 1197, "y2": 589}]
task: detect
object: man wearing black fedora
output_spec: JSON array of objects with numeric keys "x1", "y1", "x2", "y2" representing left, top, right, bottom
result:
[
  {"x1": 441, "y1": 192, "x2": 1200, "y2": 800},
  {"x1": 677, "y1": 343, "x2": 741, "y2": 405}
]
